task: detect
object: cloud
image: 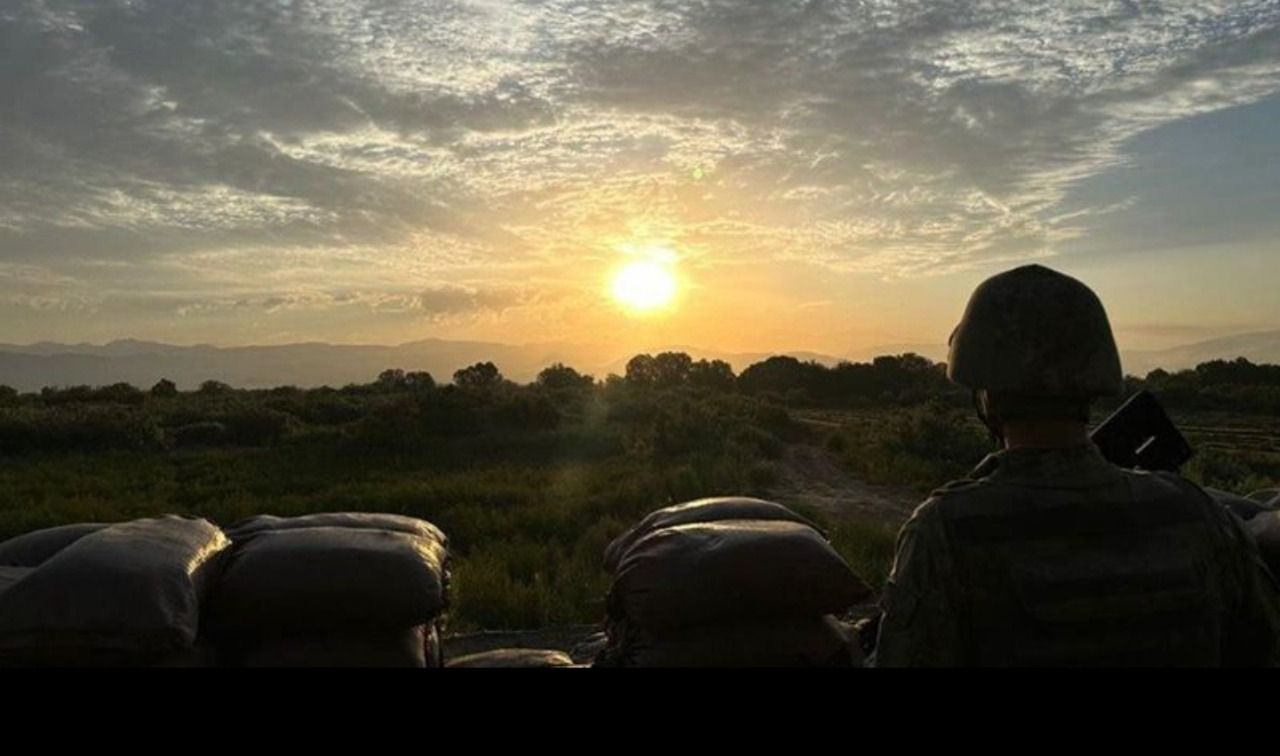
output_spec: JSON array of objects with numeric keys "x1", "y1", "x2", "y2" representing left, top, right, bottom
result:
[{"x1": 1, "y1": 0, "x2": 1278, "y2": 334}]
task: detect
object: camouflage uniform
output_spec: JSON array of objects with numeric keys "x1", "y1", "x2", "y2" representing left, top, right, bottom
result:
[{"x1": 873, "y1": 445, "x2": 1280, "y2": 667}]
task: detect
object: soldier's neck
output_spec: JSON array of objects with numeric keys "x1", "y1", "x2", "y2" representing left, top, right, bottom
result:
[{"x1": 1002, "y1": 420, "x2": 1091, "y2": 450}]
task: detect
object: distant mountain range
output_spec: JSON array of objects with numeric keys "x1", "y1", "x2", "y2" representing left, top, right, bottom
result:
[
  {"x1": 0, "y1": 330, "x2": 1275, "y2": 391},
  {"x1": 1123, "y1": 330, "x2": 1280, "y2": 377}
]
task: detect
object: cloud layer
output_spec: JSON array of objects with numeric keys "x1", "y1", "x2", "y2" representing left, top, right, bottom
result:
[{"x1": 2, "y1": 0, "x2": 1279, "y2": 340}]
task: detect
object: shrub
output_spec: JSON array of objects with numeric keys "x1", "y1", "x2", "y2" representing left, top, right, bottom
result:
[{"x1": 169, "y1": 421, "x2": 230, "y2": 448}]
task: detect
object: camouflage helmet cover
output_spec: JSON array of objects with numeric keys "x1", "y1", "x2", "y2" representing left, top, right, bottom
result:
[{"x1": 947, "y1": 264, "x2": 1124, "y2": 396}]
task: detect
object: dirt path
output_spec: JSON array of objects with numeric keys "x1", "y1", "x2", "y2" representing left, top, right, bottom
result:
[{"x1": 769, "y1": 443, "x2": 920, "y2": 526}]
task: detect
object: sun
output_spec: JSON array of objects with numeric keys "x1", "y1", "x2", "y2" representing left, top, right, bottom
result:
[{"x1": 611, "y1": 260, "x2": 677, "y2": 312}]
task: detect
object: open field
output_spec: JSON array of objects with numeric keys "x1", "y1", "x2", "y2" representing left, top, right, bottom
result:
[{"x1": 1, "y1": 354, "x2": 1276, "y2": 632}]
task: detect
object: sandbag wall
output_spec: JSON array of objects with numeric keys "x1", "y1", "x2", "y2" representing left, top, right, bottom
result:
[
  {"x1": 0, "y1": 512, "x2": 451, "y2": 668},
  {"x1": 1240, "y1": 489, "x2": 1280, "y2": 579},
  {"x1": 596, "y1": 497, "x2": 872, "y2": 667},
  {"x1": 0, "y1": 516, "x2": 229, "y2": 667}
]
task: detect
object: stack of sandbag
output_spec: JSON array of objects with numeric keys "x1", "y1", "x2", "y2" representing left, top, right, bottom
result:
[
  {"x1": 0, "y1": 516, "x2": 229, "y2": 667},
  {"x1": 1209, "y1": 486, "x2": 1276, "y2": 522},
  {"x1": 208, "y1": 512, "x2": 450, "y2": 668},
  {"x1": 1241, "y1": 489, "x2": 1280, "y2": 578},
  {"x1": 597, "y1": 497, "x2": 871, "y2": 667}
]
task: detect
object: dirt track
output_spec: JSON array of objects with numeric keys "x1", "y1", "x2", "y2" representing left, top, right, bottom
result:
[{"x1": 770, "y1": 443, "x2": 920, "y2": 526}]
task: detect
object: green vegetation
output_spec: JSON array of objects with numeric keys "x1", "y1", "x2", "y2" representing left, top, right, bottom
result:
[{"x1": 0, "y1": 351, "x2": 1275, "y2": 630}]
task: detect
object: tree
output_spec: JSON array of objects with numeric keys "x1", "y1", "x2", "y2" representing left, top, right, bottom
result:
[
  {"x1": 625, "y1": 354, "x2": 658, "y2": 385},
  {"x1": 404, "y1": 371, "x2": 436, "y2": 391},
  {"x1": 652, "y1": 352, "x2": 693, "y2": 387},
  {"x1": 97, "y1": 382, "x2": 145, "y2": 405},
  {"x1": 688, "y1": 359, "x2": 735, "y2": 392},
  {"x1": 537, "y1": 363, "x2": 594, "y2": 391},
  {"x1": 150, "y1": 379, "x2": 178, "y2": 398},
  {"x1": 198, "y1": 379, "x2": 233, "y2": 395},
  {"x1": 376, "y1": 369, "x2": 406, "y2": 391},
  {"x1": 453, "y1": 361, "x2": 502, "y2": 390},
  {"x1": 737, "y1": 356, "x2": 816, "y2": 396}
]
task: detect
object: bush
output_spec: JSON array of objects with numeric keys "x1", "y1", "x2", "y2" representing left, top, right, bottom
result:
[
  {"x1": 169, "y1": 421, "x2": 230, "y2": 448},
  {"x1": 349, "y1": 398, "x2": 427, "y2": 452},
  {"x1": 837, "y1": 404, "x2": 993, "y2": 491},
  {"x1": 220, "y1": 407, "x2": 298, "y2": 446},
  {"x1": 0, "y1": 406, "x2": 164, "y2": 454},
  {"x1": 492, "y1": 395, "x2": 561, "y2": 431},
  {"x1": 1185, "y1": 448, "x2": 1277, "y2": 495},
  {"x1": 150, "y1": 379, "x2": 179, "y2": 398}
]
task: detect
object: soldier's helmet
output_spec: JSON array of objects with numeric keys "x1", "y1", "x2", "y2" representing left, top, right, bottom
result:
[{"x1": 947, "y1": 264, "x2": 1124, "y2": 397}]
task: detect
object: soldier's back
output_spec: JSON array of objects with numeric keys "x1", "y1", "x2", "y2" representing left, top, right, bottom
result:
[{"x1": 876, "y1": 445, "x2": 1280, "y2": 667}]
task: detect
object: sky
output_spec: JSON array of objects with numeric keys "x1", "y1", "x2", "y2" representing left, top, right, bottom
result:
[{"x1": 2, "y1": 0, "x2": 1278, "y2": 358}]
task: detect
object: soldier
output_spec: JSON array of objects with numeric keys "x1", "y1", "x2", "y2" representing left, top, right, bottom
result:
[{"x1": 872, "y1": 264, "x2": 1280, "y2": 667}]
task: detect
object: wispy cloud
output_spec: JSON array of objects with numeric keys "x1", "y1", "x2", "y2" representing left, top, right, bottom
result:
[{"x1": 1, "y1": 0, "x2": 1278, "y2": 336}]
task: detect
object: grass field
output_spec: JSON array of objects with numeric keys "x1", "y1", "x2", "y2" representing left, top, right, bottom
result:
[{"x1": 1, "y1": 373, "x2": 1274, "y2": 632}]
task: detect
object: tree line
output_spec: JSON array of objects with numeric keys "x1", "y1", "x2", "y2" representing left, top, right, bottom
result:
[{"x1": 5, "y1": 352, "x2": 1280, "y2": 414}]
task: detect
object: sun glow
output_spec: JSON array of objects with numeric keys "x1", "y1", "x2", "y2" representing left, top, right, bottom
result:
[{"x1": 611, "y1": 260, "x2": 677, "y2": 312}]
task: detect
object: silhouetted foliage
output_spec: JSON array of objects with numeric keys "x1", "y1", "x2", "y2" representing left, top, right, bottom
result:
[
  {"x1": 454, "y1": 362, "x2": 503, "y2": 390},
  {"x1": 150, "y1": 379, "x2": 179, "y2": 398},
  {"x1": 0, "y1": 406, "x2": 163, "y2": 454},
  {"x1": 493, "y1": 394, "x2": 561, "y2": 431},
  {"x1": 1132, "y1": 357, "x2": 1280, "y2": 415},
  {"x1": 405, "y1": 371, "x2": 436, "y2": 392},
  {"x1": 537, "y1": 363, "x2": 594, "y2": 392},
  {"x1": 688, "y1": 359, "x2": 736, "y2": 392},
  {"x1": 0, "y1": 352, "x2": 1275, "y2": 631},
  {"x1": 198, "y1": 379, "x2": 233, "y2": 396},
  {"x1": 169, "y1": 421, "x2": 230, "y2": 448}
]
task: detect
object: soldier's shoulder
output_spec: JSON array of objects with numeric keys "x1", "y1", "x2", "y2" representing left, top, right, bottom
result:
[
  {"x1": 1120, "y1": 467, "x2": 1222, "y2": 512},
  {"x1": 910, "y1": 475, "x2": 998, "y2": 521},
  {"x1": 1120, "y1": 467, "x2": 1245, "y2": 533}
]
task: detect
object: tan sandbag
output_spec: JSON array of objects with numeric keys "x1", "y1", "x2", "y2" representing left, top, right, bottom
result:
[
  {"x1": 1246, "y1": 511, "x2": 1280, "y2": 578},
  {"x1": 604, "y1": 497, "x2": 824, "y2": 572},
  {"x1": 0, "y1": 523, "x2": 110, "y2": 567},
  {"x1": 210, "y1": 527, "x2": 448, "y2": 635},
  {"x1": 610, "y1": 615, "x2": 861, "y2": 668},
  {"x1": 228, "y1": 624, "x2": 439, "y2": 668},
  {"x1": 226, "y1": 512, "x2": 446, "y2": 545},
  {"x1": 446, "y1": 648, "x2": 576, "y2": 668},
  {"x1": 0, "y1": 516, "x2": 229, "y2": 664},
  {"x1": 610, "y1": 520, "x2": 871, "y2": 631}
]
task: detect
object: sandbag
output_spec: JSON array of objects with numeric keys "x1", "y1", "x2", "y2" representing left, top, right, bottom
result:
[
  {"x1": 605, "y1": 497, "x2": 824, "y2": 572},
  {"x1": 1246, "y1": 511, "x2": 1280, "y2": 578},
  {"x1": 606, "y1": 615, "x2": 861, "y2": 668},
  {"x1": 1207, "y1": 487, "x2": 1272, "y2": 522},
  {"x1": 610, "y1": 520, "x2": 871, "y2": 631},
  {"x1": 1247, "y1": 489, "x2": 1279, "y2": 507},
  {"x1": 446, "y1": 648, "x2": 576, "y2": 668},
  {"x1": 226, "y1": 512, "x2": 446, "y2": 545},
  {"x1": 229, "y1": 624, "x2": 440, "y2": 668},
  {"x1": 0, "y1": 566, "x2": 32, "y2": 596},
  {"x1": 210, "y1": 527, "x2": 448, "y2": 635},
  {"x1": 0, "y1": 523, "x2": 110, "y2": 567},
  {"x1": 0, "y1": 516, "x2": 229, "y2": 665}
]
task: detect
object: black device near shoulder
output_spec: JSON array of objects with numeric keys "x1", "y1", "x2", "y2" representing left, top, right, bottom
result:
[{"x1": 1090, "y1": 390, "x2": 1195, "y2": 473}]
